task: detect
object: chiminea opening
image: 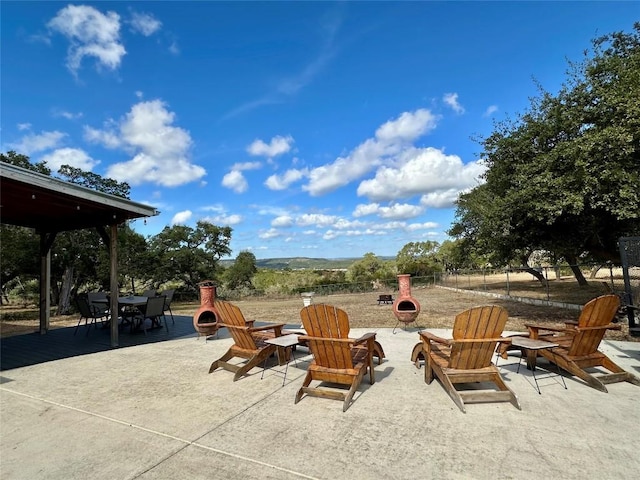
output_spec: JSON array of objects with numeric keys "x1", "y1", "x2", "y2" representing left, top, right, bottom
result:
[
  {"x1": 396, "y1": 300, "x2": 417, "y2": 312},
  {"x1": 197, "y1": 311, "x2": 217, "y2": 324}
]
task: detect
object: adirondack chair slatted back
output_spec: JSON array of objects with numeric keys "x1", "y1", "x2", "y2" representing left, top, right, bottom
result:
[
  {"x1": 300, "y1": 304, "x2": 351, "y2": 338},
  {"x1": 449, "y1": 306, "x2": 508, "y2": 369},
  {"x1": 304, "y1": 338, "x2": 356, "y2": 371},
  {"x1": 568, "y1": 294, "x2": 620, "y2": 356},
  {"x1": 214, "y1": 300, "x2": 258, "y2": 351}
]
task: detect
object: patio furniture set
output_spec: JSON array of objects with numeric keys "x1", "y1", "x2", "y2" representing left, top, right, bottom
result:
[
  {"x1": 74, "y1": 289, "x2": 175, "y2": 336},
  {"x1": 208, "y1": 294, "x2": 640, "y2": 412}
]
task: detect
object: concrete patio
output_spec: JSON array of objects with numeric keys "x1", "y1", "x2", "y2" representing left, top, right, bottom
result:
[{"x1": 1, "y1": 316, "x2": 639, "y2": 479}]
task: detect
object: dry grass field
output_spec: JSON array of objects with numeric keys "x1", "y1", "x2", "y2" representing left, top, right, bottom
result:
[{"x1": 2, "y1": 274, "x2": 637, "y2": 342}]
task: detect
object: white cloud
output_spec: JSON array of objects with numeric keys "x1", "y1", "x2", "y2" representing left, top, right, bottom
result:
[
  {"x1": 222, "y1": 170, "x2": 248, "y2": 193},
  {"x1": 84, "y1": 125, "x2": 122, "y2": 148},
  {"x1": 231, "y1": 161, "x2": 261, "y2": 171},
  {"x1": 483, "y1": 105, "x2": 498, "y2": 117},
  {"x1": 322, "y1": 228, "x2": 386, "y2": 241},
  {"x1": 352, "y1": 203, "x2": 380, "y2": 218},
  {"x1": 407, "y1": 221, "x2": 439, "y2": 231},
  {"x1": 272, "y1": 216, "x2": 294, "y2": 227},
  {"x1": 264, "y1": 168, "x2": 307, "y2": 190},
  {"x1": 352, "y1": 202, "x2": 423, "y2": 220},
  {"x1": 419, "y1": 189, "x2": 463, "y2": 208},
  {"x1": 247, "y1": 135, "x2": 294, "y2": 158},
  {"x1": 201, "y1": 204, "x2": 225, "y2": 213},
  {"x1": 303, "y1": 109, "x2": 438, "y2": 196},
  {"x1": 47, "y1": 5, "x2": 126, "y2": 75},
  {"x1": 129, "y1": 11, "x2": 162, "y2": 36},
  {"x1": 259, "y1": 228, "x2": 283, "y2": 239},
  {"x1": 333, "y1": 218, "x2": 367, "y2": 229},
  {"x1": 55, "y1": 110, "x2": 83, "y2": 120},
  {"x1": 17, "y1": 123, "x2": 31, "y2": 131},
  {"x1": 87, "y1": 100, "x2": 204, "y2": 187},
  {"x1": 443, "y1": 93, "x2": 465, "y2": 114},
  {"x1": 377, "y1": 203, "x2": 424, "y2": 220},
  {"x1": 171, "y1": 210, "x2": 192, "y2": 225},
  {"x1": 356, "y1": 147, "x2": 486, "y2": 206},
  {"x1": 375, "y1": 109, "x2": 438, "y2": 143},
  {"x1": 296, "y1": 213, "x2": 338, "y2": 227},
  {"x1": 40, "y1": 147, "x2": 98, "y2": 171},
  {"x1": 8, "y1": 130, "x2": 66, "y2": 154},
  {"x1": 204, "y1": 214, "x2": 242, "y2": 226}
]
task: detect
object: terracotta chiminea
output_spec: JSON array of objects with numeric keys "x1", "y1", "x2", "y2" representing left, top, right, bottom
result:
[
  {"x1": 392, "y1": 274, "x2": 421, "y2": 330},
  {"x1": 193, "y1": 280, "x2": 220, "y2": 339}
]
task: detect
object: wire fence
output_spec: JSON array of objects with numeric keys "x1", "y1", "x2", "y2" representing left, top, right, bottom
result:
[
  {"x1": 254, "y1": 264, "x2": 640, "y2": 312},
  {"x1": 431, "y1": 264, "x2": 640, "y2": 306}
]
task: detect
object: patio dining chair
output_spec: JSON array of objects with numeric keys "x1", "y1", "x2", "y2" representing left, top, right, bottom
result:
[
  {"x1": 159, "y1": 288, "x2": 175, "y2": 324},
  {"x1": 74, "y1": 294, "x2": 110, "y2": 336},
  {"x1": 132, "y1": 295, "x2": 167, "y2": 334}
]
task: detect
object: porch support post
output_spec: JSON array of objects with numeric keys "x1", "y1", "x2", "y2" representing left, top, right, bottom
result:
[{"x1": 109, "y1": 223, "x2": 119, "y2": 347}]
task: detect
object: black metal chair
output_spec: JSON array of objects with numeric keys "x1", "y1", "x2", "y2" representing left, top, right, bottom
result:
[
  {"x1": 159, "y1": 288, "x2": 175, "y2": 324},
  {"x1": 74, "y1": 294, "x2": 110, "y2": 336},
  {"x1": 133, "y1": 295, "x2": 167, "y2": 334}
]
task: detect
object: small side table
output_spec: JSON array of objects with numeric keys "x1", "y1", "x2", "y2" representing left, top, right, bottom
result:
[
  {"x1": 261, "y1": 334, "x2": 300, "y2": 386},
  {"x1": 510, "y1": 336, "x2": 567, "y2": 394}
]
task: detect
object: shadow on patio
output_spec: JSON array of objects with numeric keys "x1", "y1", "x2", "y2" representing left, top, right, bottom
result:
[{"x1": 0, "y1": 315, "x2": 204, "y2": 371}]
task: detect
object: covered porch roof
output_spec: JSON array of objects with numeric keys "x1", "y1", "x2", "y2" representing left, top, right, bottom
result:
[
  {"x1": 0, "y1": 162, "x2": 157, "y2": 232},
  {"x1": 1, "y1": 162, "x2": 159, "y2": 346}
]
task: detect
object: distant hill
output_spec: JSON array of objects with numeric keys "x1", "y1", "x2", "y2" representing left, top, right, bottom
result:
[{"x1": 219, "y1": 256, "x2": 395, "y2": 270}]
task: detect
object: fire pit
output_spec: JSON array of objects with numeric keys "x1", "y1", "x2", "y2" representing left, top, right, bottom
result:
[
  {"x1": 392, "y1": 274, "x2": 421, "y2": 333},
  {"x1": 193, "y1": 280, "x2": 221, "y2": 340}
]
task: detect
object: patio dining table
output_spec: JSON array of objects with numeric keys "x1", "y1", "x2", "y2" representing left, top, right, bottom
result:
[
  {"x1": 118, "y1": 296, "x2": 149, "y2": 330},
  {"x1": 118, "y1": 295, "x2": 149, "y2": 308}
]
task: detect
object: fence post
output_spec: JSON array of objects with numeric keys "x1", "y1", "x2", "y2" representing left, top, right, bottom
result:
[
  {"x1": 544, "y1": 266, "x2": 550, "y2": 302},
  {"x1": 505, "y1": 268, "x2": 510, "y2": 296}
]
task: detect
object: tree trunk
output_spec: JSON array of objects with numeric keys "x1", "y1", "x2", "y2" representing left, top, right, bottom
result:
[
  {"x1": 57, "y1": 265, "x2": 75, "y2": 315},
  {"x1": 589, "y1": 264, "x2": 603, "y2": 279},
  {"x1": 565, "y1": 254, "x2": 588, "y2": 286},
  {"x1": 522, "y1": 266, "x2": 548, "y2": 286}
]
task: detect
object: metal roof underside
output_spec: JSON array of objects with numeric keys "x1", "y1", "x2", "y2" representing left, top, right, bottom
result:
[{"x1": 0, "y1": 163, "x2": 158, "y2": 232}]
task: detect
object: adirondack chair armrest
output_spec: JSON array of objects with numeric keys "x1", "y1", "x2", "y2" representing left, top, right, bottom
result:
[
  {"x1": 577, "y1": 323, "x2": 622, "y2": 332},
  {"x1": 419, "y1": 331, "x2": 451, "y2": 346},
  {"x1": 249, "y1": 323, "x2": 286, "y2": 334},
  {"x1": 452, "y1": 337, "x2": 507, "y2": 344},
  {"x1": 353, "y1": 332, "x2": 376, "y2": 345},
  {"x1": 525, "y1": 323, "x2": 575, "y2": 339}
]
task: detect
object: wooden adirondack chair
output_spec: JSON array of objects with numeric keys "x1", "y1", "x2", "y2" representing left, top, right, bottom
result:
[
  {"x1": 297, "y1": 303, "x2": 385, "y2": 364},
  {"x1": 416, "y1": 305, "x2": 521, "y2": 413},
  {"x1": 526, "y1": 294, "x2": 640, "y2": 392},
  {"x1": 295, "y1": 304, "x2": 378, "y2": 411},
  {"x1": 208, "y1": 300, "x2": 286, "y2": 381}
]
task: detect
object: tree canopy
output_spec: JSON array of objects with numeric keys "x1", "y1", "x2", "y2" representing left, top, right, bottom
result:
[
  {"x1": 449, "y1": 23, "x2": 640, "y2": 284},
  {"x1": 395, "y1": 241, "x2": 440, "y2": 277},
  {"x1": 224, "y1": 251, "x2": 258, "y2": 290}
]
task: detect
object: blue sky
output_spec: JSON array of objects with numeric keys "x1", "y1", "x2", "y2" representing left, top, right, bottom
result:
[{"x1": 2, "y1": 2, "x2": 637, "y2": 260}]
